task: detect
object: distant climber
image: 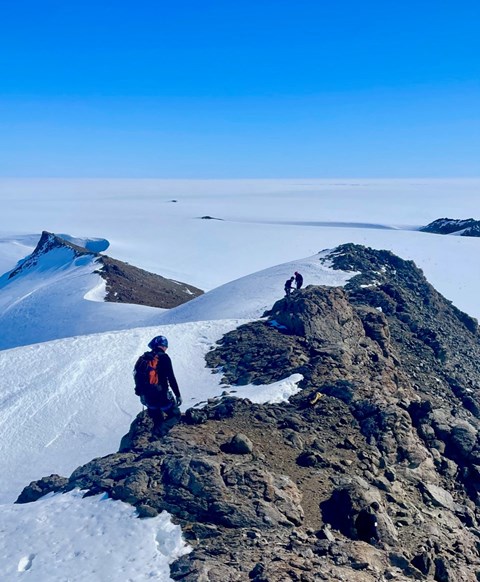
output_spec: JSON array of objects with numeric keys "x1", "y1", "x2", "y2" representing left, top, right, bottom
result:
[
  {"x1": 133, "y1": 335, "x2": 182, "y2": 432},
  {"x1": 355, "y1": 502, "x2": 380, "y2": 545},
  {"x1": 294, "y1": 271, "x2": 303, "y2": 290},
  {"x1": 284, "y1": 276, "x2": 295, "y2": 297}
]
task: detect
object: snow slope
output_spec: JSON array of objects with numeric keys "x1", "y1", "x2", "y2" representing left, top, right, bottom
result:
[
  {"x1": 0, "y1": 234, "x2": 41, "y2": 277},
  {"x1": 156, "y1": 251, "x2": 354, "y2": 324},
  {"x1": 0, "y1": 244, "x2": 162, "y2": 350}
]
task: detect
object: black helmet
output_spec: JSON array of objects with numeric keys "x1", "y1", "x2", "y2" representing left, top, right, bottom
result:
[{"x1": 148, "y1": 335, "x2": 168, "y2": 350}]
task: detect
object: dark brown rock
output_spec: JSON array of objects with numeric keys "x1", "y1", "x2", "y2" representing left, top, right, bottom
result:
[
  {"x1": 15, "y1": 474, "x2": 68, "y2": 504},
  {"x1": 225, "y1": 433, "x2": 254, "y2": 454}
]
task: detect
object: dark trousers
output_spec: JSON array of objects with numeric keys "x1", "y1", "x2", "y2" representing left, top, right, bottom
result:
[{"x1": 148, "y1": 406, "x2": 181, "y2": 437}]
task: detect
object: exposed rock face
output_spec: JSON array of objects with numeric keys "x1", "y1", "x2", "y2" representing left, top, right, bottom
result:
[
  {"x1": 8, "y1": 231, "x2": 203, "y2": 308},
  {"x1": 420, "y1": 217, "x2": 480, "y2": 237},
  {"x1": 97, "y1": 255, "x2": 203, "y2": 308},
  {"x1": 17, "y1": 244, "x2": 480, "y2": 580}
]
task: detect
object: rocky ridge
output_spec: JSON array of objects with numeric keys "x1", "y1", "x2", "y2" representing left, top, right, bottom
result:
[
  {"x1": 8, "y1": 231, "x2": 203, "y2": 308},
  {"x1": 420, "y1": 218, "x2": 480, "y2": 237},
  {"x1": 18, "y1": 244, "x2": 480, "y2": 581}
]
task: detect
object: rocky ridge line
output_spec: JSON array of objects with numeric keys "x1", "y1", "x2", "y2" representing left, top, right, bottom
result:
[
  {"x1": 420, "y1": 218, "x2": 480, "y2": 237},
  {"x1": 17, "y1": 244, "x2": 480, "y2": 581},
  {"x1": 8, "y1": 230, "x2": 203, "y2": 308}
]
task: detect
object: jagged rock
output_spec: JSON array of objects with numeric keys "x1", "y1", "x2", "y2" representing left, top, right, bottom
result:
[
  {"x1": 388, "y1": 552, "x2": 426, "y2": 578},
  {"x1": 136, "y1": 504, "x2": 159, "y2": 518},
  {"x1": 320, "y1": 480, "x2": 398, "y2": 545},
  {"x1": 248, "y1": 563, "x2": 267, "y2": 580},
  {"x1": 119, "y1": 411, "x2": 156, "y2": 450},
  {"x1": 317, "y1": 526, "x2": 335, "y2": 542},
  {"x1": 420, "y1": 483, "x2": 456, "y2": 511},
  {"x1": 434, "y1": 556, "x2": 454, "y2": 582},
  {"x1": 15, "y1": 474, "x2": 68, "y2": 504},
  {"x1": 357, "y1": 306, "x2": 392, "y2": 357},
  {"x1": 420, "y1": 217, "x2": 480, "y2": 237},
  {"x1": 269, "y1": 286, "x2": 363, "y2": 345},
  {"x1": 112, "y1": 469, "x2": 150, "y2": 504},
  {"x1": 411, "y1": 551, "x2": 434, "y2": 575},
  {"x1": 184, "y1": 407, "x2": 208, "y2": 425},
  {"x1": 450, "y1": 422, "x2": 478, "y2": 460}
]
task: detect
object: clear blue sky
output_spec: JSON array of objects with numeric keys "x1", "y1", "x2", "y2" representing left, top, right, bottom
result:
[{"x1": 1, "y1": 0, "x2": 479, "y2": 177}]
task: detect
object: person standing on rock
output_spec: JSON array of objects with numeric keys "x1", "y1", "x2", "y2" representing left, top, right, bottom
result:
[
  {"x1": 134, "y1": 335, "x2": 182, "y2": 432},
  {"x1": 285, "y1": 276, "x2": 295, "y2": 297},
  {"x1": 294, "y1": 271, "x2": 303, "y2": 290},
  {"x1": 355, "y1": 502, "x2": 380, "y2": 545}
]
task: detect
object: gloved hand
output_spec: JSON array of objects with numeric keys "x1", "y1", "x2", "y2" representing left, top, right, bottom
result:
[{"x1": 176, "y1": 396, "x2": 183, "y2": 407}]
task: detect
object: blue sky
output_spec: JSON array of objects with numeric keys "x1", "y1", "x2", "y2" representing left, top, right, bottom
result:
[{"x1": 1, "y1": 0, "x2": 479, "y2": 177}]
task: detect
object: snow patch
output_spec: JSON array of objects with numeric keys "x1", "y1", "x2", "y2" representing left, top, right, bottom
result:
[
  {"x1": 223, "y1": 373, "x2": 303, "y2": 404},
  {"x1": 57, "y1": 234, "x2": 110, "y2": 253},
  {"x1": 0, "y1": 489, "x2": 190, "y2": 581},
  {"x1": 84, "y1": 278, "x2": 107, "y2": 302}
]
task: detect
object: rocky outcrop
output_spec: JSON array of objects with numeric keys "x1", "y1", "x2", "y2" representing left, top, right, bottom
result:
[
  {"x1": 97, "y1": 255, "x2": 203, "y2": 308},
  {"x1": 420, "y1": 217, "x2": 480, "y2": 237},
  {"x1": 8, "y1": 231, "x2": 203, "y2": 308},
  {"x1": 17, "y1": 244, "x2": 480, "y2": 580}
]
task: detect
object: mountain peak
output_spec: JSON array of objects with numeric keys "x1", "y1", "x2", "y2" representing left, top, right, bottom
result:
[
  {"x1": 8, "y1": 230, "x2": 93, "y2": 279},
  {"x1": 6, "y1": 230, "x2": 203, "y2": 309},
  {"x1": 0, "y1": 231, "x2": 204, "y2": 349}
]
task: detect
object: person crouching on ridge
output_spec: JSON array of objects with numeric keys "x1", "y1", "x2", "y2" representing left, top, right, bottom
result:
[
  {"x1": 134, "y1": 335, "x2": 182, "y2": 431},
  {"x1": 285, "y1": 276, "x2": 295, "y2": 297}
]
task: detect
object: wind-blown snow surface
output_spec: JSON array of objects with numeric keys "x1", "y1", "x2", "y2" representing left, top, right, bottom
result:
[
  {"x1": 1, "y1": 178, "x2": 480, "y2": 580},
  {"x1": 0, "y1": 489, "x2": 190, "y2": 581}
]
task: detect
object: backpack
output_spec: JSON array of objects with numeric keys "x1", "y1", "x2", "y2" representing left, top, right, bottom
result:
[
  {"x1": 133, "y1": 351, "x2": 159, "y2": 398},
  {"x1": 133, "y1": 351, "x2": 174, "y2": 411}
]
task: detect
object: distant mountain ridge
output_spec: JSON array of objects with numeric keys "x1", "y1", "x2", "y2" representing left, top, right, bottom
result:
[
  {"x1": 0, "y1": 231, "x2": 204, "y2": 350},
  {"x1": 420, "y1": 217, "x2": 480, "y2": 237},
  {"x1": 8, "y1": 231, "x2": 203, "y2": 308}
]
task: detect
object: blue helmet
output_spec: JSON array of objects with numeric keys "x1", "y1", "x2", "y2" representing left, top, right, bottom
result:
[{"x1": 148, "y1": 335, "x2": 168, "y2": 351}]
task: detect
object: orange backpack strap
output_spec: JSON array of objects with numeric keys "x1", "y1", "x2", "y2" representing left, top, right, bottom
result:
[{"x1": 148, "y1": 355, "x2": 159, "y2": 385}]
